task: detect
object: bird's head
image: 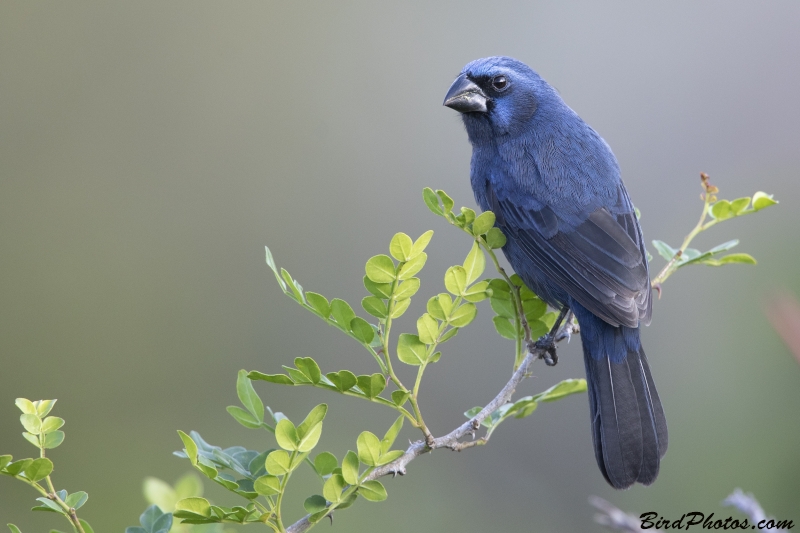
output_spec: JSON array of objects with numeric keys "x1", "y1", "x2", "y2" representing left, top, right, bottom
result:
[{"x1": 443, "y1": 56, "x2": 556, "y2": 138}]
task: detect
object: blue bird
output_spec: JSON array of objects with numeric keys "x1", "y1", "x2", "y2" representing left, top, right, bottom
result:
[{"x1": 444, "y1": 57, "x2": 667, "y2": 489}]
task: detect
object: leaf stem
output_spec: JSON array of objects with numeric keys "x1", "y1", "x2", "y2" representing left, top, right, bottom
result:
[
  {"x1": 381, "y1": 279, "x2": 408, "y2": 393},
  {"x1": 478, "y1": 236, "x2": 526, "y2": 368},
  {"x1": 652, "y1": 191, "x2": 712, "y2": 288},
  {"x1": 275, "y1": 450, "x2": 298, "y2": 532}
]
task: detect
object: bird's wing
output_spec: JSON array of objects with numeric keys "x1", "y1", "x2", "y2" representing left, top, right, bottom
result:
[{"x1": 487, "y1": 181, "x2": 651, "y2": 328}]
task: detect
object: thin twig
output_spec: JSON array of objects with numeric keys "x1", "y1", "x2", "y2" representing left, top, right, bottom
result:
[
  {"x1": 723, "y1": 489, "x2": 789, "y2": 531},
  {"x1": 285, "y1": 319, "x2": 577, "y2": 533},
  {"x1": 765, "y1": 293, "x2": 800, "y2": 366},
  {"x1": 590, "y1": 496, "x2": 654, "y2": 533}
]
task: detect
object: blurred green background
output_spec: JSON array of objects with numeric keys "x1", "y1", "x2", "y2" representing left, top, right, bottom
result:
[{"x1": 2, "y1": 1, "x2": 799, "y2": 531}]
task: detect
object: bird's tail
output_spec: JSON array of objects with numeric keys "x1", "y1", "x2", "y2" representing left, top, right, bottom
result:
[{"x1": 572, "y1": 302, "x2": 668, "y2": 489}]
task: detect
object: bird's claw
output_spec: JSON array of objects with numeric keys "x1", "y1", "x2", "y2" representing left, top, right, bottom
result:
[{"x1": 531, "y1": 335, "x2": 559, "y2": 366}]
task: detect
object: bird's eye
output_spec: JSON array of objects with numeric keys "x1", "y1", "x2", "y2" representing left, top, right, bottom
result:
[{"x1": 491, "y1": 75, "x2": 509, "y2": 91}]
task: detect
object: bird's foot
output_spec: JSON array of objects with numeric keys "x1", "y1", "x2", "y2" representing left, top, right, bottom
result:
[{"x1": 529, "y1": 335, "x2": 558, "y2": 366}]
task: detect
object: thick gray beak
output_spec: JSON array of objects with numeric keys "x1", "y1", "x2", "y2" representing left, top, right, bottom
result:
[{"x1": 443, "y1": 73, "x2": 488, "y2": 113}]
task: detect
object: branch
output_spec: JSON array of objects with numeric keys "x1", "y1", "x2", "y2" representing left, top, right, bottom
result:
[
  {"x1": 590, "y1": 496, "x2": 655, "y2": 533},
  {"x1": 722, "y1": 489, "x2": 789, "y2": 531},
  {"x1": 286, "y1": 319, "x2": 577, "y2": 533},
  {"x1": 765, "y1": 293, "x2": 800, "y2": 366}
]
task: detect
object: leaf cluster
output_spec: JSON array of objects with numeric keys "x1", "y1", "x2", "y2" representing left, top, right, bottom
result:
[
  {"x1": 126, "y1": 371, "x2": 405, "y2": 532},
  {"x1": 2, "y1": 399, "x2": 94, "y2": 533}
]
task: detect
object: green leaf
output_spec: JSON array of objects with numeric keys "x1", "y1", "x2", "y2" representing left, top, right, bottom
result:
[
  {"x1": 326, "y1": 370, "x2": 357, "y2": 392},
  {"x1": 0, "y1": 455, "x2": 12, "y2": 470},
  {"x1": 305, "y1": 292, "x2": 331, "y2": 318},
  {"x1": 286, "y1": 367, "x2": 313, "y2": 384},
  {"x1": 247, "y1": 371, "x2": 294, "y2": 385},
  {"x1": 297, "y1": 404, "x2": 327, "y2": 452},
  {"x1": 700, "y1": 253, "x2": 757, "y2": 266},
  {"x1": 397, "y1": 252, "x2": 427, "y2": 280},
  {"x1": 393, "y1": 277, "x2": 421, "y2": 300},
  {"x1": 652, "y1": 240, "x2": 677, "y2": 261},
  {"x1": 7, "y1": 525, "x2": 22, "y2": 533},
  {"x1": 174, "y1": 474, "x2": 202, "y2": 500},
  {"x1": 22, "y1": 432, "x2": 39, "y2": 447},
  {"x1": 15, "y1": 398, "x2": 36, "y2": 415},
  {"x1": 710, "y1": 200, "x2": 734, "y2": 220},
  {"x1": 363, "y1": 275, "x2": 393, "y2": 299},
  {"x1": 254, "y1": 475, "x2": 281, "y2": 496},
  {"x1": 523, "y1": 298, "x2": 547, "y2": 321},
  {"x1": 436, "y1": 190, "x2": 454, "y2": 214},
  {"x1": 143, "y1": 477, "x2": 176, "y2": 511},
  {"x1": 391, "y1": 390, "x2": 410, "y2": 406},
  {"x1": 472, "y1": 211, "x2": 496, "y2": 236},
  {"x1": 463, "y1": 280, "x2": 491, "y2": 302},
  {"x1": 330, "y1": 299, "x2": 356, "y2": 329},
  {"x1": 175, "y1": 497, "x2": 212, "y2": 517},
  {"x1": 488, "y1": 278, "x2": 512, "y2": 296},
  {"x1": 32, "y1": 497, "x2": 63, "y2": 513},
  {"x1": 265, "y1": 450, "x2": 291, "y2": 476},
  {"x1": 427, "y1": 295, "x2": 446, "y2": 320},
  {"x1": 226, "y1": 406, "x2": 260, "y2": 429},
  {"x1": 20, "y1": 414, "x2": 42, "y2": 435},
  {"x1": 64, "y1": 491, "x2": 88, "y2": 510},
  {"x1": 422, "y1": 187, "x2": 443, "y2": 215},
  {"x1": 365, "y1": 255, "x2": 396, "y2": 283},
  {"x1": 4, "y1": 459, "x2": 32, "y2": 476},
  {"x1": 356, "y1": 431, "x2": 382, "y2": 467},
  {"x1": 463, "y1": 241, "x2": 486, "y2": 284},
  {"x1": 730, "y1": 197, "x2": 750, "y2": 214},
  {"x1": 485, "y1": 227, "x2": 507, "y2": 249},
  {"x1": 416, "y1": 313, "x2": 439, "y2": 344},
  {"x1": 752, "y1": 191, "x2": 778, "y2": 211},
  {"x1": 294, "y1": 357, "x2": 322, "y2": 384},
  {"x1": 410, "y1": 230, "x2": 434, "y2": 259},
  {"x1": 265, "y1": 246, "x2": 286, "y2": 290},
  {"x1": 281, "y1": 268, "x2": 304, "y2": 302},
  {"x1": 24, "y1": 458, "x2": 53, "y2": 482},
  {"x1": 41, "y1": 431, "x2": 64, "y2": 450},
  {"x1": 397, "y1": 334, "x2": 427, "y2": 366},
  {"x1": 459, "y1": 207, "x2": 476, "y2": 227},
  {"x1": 536, "y1": 379, "x2": 588, "y2": 402},
  {"x1": 448, "y1": 303, "x2": 477, "y2": 328},
  {"x1": 493, "y1": 316, "x2": 518, "y2": 339},
  {"x1": 381, "y1": 416, "x2": 404, "y2": 454},
  {"x1": 350, "y1": 317, "x2": 375, "y2": 344},
  {"x1": 322, "y1": 474, "x2": 345, "y2": 503},
  {"x1": 376, "y1": 449, "x2": 404, "y2": 465},
  {"x1": 304, "y1": 495, "x2": 328, "y2": 514},
  {"x1": 79, "y1": 521, "x2": 94, "y2": 533},
  {"x1": 707, "y1": 239, "x2": 740, "y2": 255},
  {"x1": 39, "y1": 417, "x2": 64, "y2": 434},
  {"x1": 359, "y1": 480, "x2": 388, "y2": 502},
  {"x1": 35, "y1": 400, "x2": 57, "y2": 418},
  {"x1": 444, "y1": 266, "x2": 467, "y2": 296},
  {"x1": 438, "y1": 328, "x2": 458, "y2": 343},
  {"x1": 178, "y1": 431, "x2": 198, "y2": 464},
  {"x1": 390, "y1": 297, "x2": 411, "y2": 318},
  {"x1": 362, "y1": 296, "x2": 388, "y2": 319},
  {"x1": 390, "y1": 233, "x2": 413, "y2": 262},
  {"x1": 342, "y1": 450, "x2": 360, "y2": 485},
  {"x1": 275, "y1": 419, "x2": 299, "y2": 451},
  {"x1": 356, "y1": 374, "x2": 386, "y2": 399},
  {"x1": 519, "y1": 285, "x2": 537, "y2": 300},
  {"x1": 236, "y1": 369, "x2": 264, "y2": 421},
  {"x1": 314, "y1": 452, "x2": 338, "y2": 476}
]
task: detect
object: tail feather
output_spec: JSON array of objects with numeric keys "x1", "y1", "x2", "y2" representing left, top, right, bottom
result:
[{"x1": 574, "y1": 301, "x2": 667, "y2": 489}]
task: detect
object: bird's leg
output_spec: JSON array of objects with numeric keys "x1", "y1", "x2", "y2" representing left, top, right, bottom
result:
[{"x1": 529, "y1": 305, "x2": 570, "y2": 366}]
